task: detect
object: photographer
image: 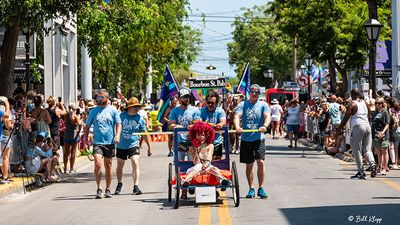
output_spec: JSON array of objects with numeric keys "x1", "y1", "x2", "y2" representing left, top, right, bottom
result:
[
  {"x1": 0, "y1": 96, "x2": 12, "y2": 184},
  {"x1": 30, "y1": 94, "x2": 52, "y2": 135},
  {"x1": 46, "y1": 96, "x2": 67, "y2": 151},
  {"x1": 24, "y1": 132, "x2": 59, "y2": 182}
]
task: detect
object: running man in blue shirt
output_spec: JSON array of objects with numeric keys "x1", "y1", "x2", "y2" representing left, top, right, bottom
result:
[
  {"x1": 200, "y1": 90, "x2": 226, "y2": 160},
  {"x1": 234, "y1": 84, "x2": 271, "y2": 199},
  {"x1": 114, "y1": 97, "x2": 152, "y2": 195},
  {"x1": 84, "y1": 90, "x2": 122, "y2": 199}
]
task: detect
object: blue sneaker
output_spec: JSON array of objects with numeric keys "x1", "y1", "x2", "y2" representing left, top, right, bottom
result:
[
  {"x1": 246, "y1": 188, "x2": 255, "y2": 198},
  {"x1": 257, "y1": 187, "x2": 268, "y2": 199}
]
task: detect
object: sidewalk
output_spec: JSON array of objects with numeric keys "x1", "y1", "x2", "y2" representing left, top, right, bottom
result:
[{"x1": 0, "y1": 152, "x2": 90, "y2": 199}]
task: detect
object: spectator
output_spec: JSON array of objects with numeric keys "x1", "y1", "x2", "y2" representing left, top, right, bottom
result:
[
  {"x1": 329, "y1": 95, "x2": 341, "y2": 129},
  {"x1": 318, "y1": 102, "x2": 331, "y2": 147},
  {"x1": 0, "y1": 97, "x2": 11, "y2": 184},
  {"x1": 388, "y1": 98, "x2": 400, "y2": 170},
  {"x1": 286, "y1": 99, "x2": 301, "y2": 148},
  {"x1": 31, "y1": 94, "x2": 52, "y2": 136},
  {"x1": 372, "y1": 98, "x2": 390, "y2": 175},
  {"x1": 63, "y1": 103, "x2": 81, "y2": 174},
  {"x1": 162, "y1": 96, "x2": 178, "y2": 157},
  {"x1": 325, "y1": 129, "x2": 346, "y2": 156},
  {"x1": 24, "y1": 132, "x2": 59, "y2": 182},
  {"x1": 46, "y1": 96, "x2": 67, "y2": 151},
  {"x1": 270, "y1": 98, "x2": 283, "y2": 139},
  {"x1": 226, "y1": 95, "x2": 240, "y2": 154}
]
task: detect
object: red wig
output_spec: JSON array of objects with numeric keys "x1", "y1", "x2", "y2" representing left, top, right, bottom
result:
[{"x1": 189, "y1": 121, "x2": 215, "y2": 144}]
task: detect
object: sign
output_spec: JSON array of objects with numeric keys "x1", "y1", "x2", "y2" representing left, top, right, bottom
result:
[
  {"x1": 297, "y1": 75, "x2": 309, "y2": 88},
  {"x1": 0, "y1": 27, "x2": 36, "y2": 59},
  {"x1": 195, "y1": 187, "x2": 216, "y2": 203},
  {"x1": 362, "y1": 69, "x2": 392, "y2": 78},
  {"x1": 12, "y1": 61, "x2": 44, "y2": 84},
  {"x1": 189, "y1": 76, "x2": 226, "y2": 89},
  {"x1": 283, "y1": 81, "x2": 300, "y2": 91}
]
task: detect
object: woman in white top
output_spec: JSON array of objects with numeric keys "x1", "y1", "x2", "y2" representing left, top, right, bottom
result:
[
  {"x1": 286, "y1": 99, "x2": 301, "y2": 148},
  {"x1": 270, "y1": 99, "x2": 283, "y2": 139}
]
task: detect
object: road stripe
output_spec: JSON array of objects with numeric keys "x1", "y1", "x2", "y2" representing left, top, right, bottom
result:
[
  {"x1": 380, "y1": 178, "x2": 400, "y2": 191},
  {"x1": 199, "y1": 204, "x2": 211, "y2": 225},
  {"x1": 217, "y1": 192, "x2": 233, "y2": 225}
]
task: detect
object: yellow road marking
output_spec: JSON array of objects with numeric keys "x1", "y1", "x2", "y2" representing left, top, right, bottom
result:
[
  {"x1": 199, "y1": 204, "x2": 211, "y2": 225},
  {"x1": 380, "y1": 178, "x2": 400, "y2": 191},
  {"x1": 217, "y1": 192, "x2": 233, "y2": 225}
]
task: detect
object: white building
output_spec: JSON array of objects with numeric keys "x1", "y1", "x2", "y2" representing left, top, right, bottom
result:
[{"x1": 43, "y1": 16, "x2": 78, "y2": 106}]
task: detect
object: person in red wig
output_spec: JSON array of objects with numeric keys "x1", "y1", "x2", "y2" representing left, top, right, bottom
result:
[{"x1": 181, "y1": 121, "x2": 230, "y2": 189}]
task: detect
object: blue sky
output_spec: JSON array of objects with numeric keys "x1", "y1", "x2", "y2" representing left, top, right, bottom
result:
[{"x1": 187, "y1": 0, "x2": 268, "y2": 77}]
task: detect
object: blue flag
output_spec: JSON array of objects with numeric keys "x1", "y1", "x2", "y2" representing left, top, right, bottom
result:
[
  {"x1": 157, "y1": 65, "x2": 179, "y2": 123},
  {"x1": 237, "y1": 62, "x2": 250, "y2": 98}
]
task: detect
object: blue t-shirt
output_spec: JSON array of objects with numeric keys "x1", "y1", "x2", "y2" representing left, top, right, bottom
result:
[
  {"x1": 86, "y1": 105, "x2": 121, "y2": 145},
  {"x1": 117, "y1": 112, "x2": 146, "y2": 149},
  {"x1": 0, "y1": 110, "x2": 4, "y2": 140},
  {"x1": 329, "y1": 103, "x2": 341, "y2": 125},
  {"x1": 236, "y1": 100, "x2": 270, "y2": 142},
  {"x1": 170, "y1": 106, "x2": 200, "y2": 143},
  {"x1": 200, "y1": 107, "x2": 226, "y2": 146}
]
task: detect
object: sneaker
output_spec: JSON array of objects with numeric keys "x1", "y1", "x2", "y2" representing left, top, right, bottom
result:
[
  {"x1": 167, "y1": 152, "x2": 174, "y2": 157},
  {"x1": 104, "y1": 189, "x2": 112, "y2": 198},
  {"x1": 188, "y1": 188, "x2": 195, "y2": 195},
  {"x1": 246, "y1": 188, "x2": 255, "y2": 198},
  {"x1": 257, "y1": 187, "x2": 268, "y2": 199},
  {"x1": 115, "y1": 182, "x2": 123, "y2": 195},
  {"x1": 370, "y1": 164, "x2": 377, "y2": 178},
  {"x1": 351, "y1": 172, "x2": 366, "y2": 180},
  {"x1": 288, "y1": 145, "x2": 293, "y2": 148},
  {"x1": 95, "y1": 189, "x2": 103, "y2": 199},
  {"x1": 220, "y1": 179, "x2": 231, "y2": 192},
  {"x1": 133, "y1": 185, "x2": 142, "y2": 195}
]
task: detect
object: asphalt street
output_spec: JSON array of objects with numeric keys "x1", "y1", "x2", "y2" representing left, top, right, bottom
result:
[{"x1": 0, "y1": 136, "x2": 399, "y2": 225}]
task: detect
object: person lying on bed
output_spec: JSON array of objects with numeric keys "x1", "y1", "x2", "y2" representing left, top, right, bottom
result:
[{"x1": 181, "y1": 121, "x2": 230, "y2": 187}]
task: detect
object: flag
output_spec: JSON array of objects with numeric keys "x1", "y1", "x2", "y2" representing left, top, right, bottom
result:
[
  {"x1": 237, "y1": 62, "x2": 250, "y2": 98},
  {"x1": 157, "y1": 65, "x2": 179, "y2": 123}
]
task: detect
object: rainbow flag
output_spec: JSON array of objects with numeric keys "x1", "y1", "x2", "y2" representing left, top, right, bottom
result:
[
  {"x1": 237, "y1": 62, "x2": 250, "y2": 98},
  {"x1": 157, "y1": 65, "x2": 179, "y2": 123}
]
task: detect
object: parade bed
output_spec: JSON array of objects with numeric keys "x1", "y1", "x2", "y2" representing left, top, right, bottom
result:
[{"x1": 168, "y1": 127, "x2": 240, "y2": 209}]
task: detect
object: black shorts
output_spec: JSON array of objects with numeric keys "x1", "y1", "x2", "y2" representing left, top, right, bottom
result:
[
  {"x1": 240, "y1": 140, "x2": 265, "y2": 164},
  {"x1": 116, "y1": 147, "x2": 140, "y2": 160},
  {"x1": 213, "y1": 144, "x2": 223, "y2": 157},
  {"x1": 93, "y1": 144, "x2": 115, "y2": 158},
  {"x1": 162, "y1": 123, "x2": 169, "y2": 132}
]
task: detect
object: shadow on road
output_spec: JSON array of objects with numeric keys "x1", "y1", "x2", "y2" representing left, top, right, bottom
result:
[
  {"x1": 280, "y1": 203, "x2": 400, "y2": 225},
  {"x1": 59, "y1": 172, "x2": 94, "y2": 184}
]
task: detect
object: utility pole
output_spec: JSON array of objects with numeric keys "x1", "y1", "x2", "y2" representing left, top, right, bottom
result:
[
  {"x1": 81, "y1": 46, "x2": 93, "y2": 99},
  {"x1": 292, "y1": 36, "x2": 297, "y2": 81}
]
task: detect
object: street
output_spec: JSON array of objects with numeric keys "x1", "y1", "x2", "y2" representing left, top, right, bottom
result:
[{"x1": 1, "y1": 137, "x2": 400, "y2": 225}]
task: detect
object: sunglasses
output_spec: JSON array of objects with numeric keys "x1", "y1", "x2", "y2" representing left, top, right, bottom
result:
[
  {"x1": 250, "y1": 91, "x2": 260, "y2": 95},
  {"x1": 96, "y1": 95, "x2": 105, "y2": 100},
  {"x1": 181, "y1": 95, "x2": 190, "y2": 99},
  {"x1": 377, "y1": 102, "x2": 383, "y2": 105},
  {"x1": 207, "y1": 101, "x2": 216, "y2": 105}
]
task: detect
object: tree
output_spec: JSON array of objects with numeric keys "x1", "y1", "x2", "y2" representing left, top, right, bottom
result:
[
  {"x1": 78, "y1": 0, "x2": 201, "y2": 96},
  {"x1": 227, "y1": 5, "x2": 293, "y2": 88},
  {"x1": 271, "y1": 0, "x2": 391, "y2": 96},
  {"x1": 0, "y1": 0, "x2": 84, "y2": 96}
]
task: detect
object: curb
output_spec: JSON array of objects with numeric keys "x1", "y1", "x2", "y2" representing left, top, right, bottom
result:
[{"x1": 0, "y1": 155, "x2": 89, "y2": 200}]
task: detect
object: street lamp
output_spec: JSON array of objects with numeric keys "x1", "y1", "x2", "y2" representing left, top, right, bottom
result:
[
  {"x1": 22, "y1": 27, "x2": 30, "y2": 91},
  {"x1": 300, "y1": 65, "x2": 306, "y2": 75},
  {"x1": 304, "y1": 54, "x2": 313, "y2": 99},
  {"x1": 263, "y1": 69, "x2": 273, "y2": 88},
  {"x1": 364, "y1": 18, "x2": 383, "y2": 98}
]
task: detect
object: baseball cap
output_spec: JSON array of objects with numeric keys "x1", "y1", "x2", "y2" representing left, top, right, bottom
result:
[{"x1": 179, "y1": 88, "x2": 191, "y2": 98}]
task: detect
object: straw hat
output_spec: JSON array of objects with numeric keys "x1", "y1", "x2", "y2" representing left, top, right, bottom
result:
[
  {"x1": 271, "y1": 98, "x2": 279, "y2": 104},
  {"x1": 86, "y1": 100, "x2": 96, "y2": 109},
  {"x1": 125, "y1": 97, "x2": 142, "y2": 109}
]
